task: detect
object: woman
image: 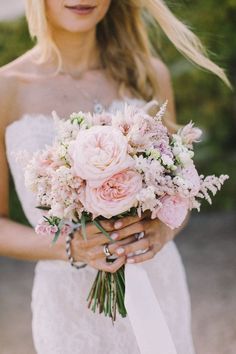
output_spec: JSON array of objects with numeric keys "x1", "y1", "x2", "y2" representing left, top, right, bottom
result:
[{"x1": 0, "y1": 1, "x2": 229, "y2": 353}]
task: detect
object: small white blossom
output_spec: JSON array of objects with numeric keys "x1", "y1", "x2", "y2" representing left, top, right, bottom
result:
[{"x1": 161, "y1": 154, "x2": 174, "y2": 167}]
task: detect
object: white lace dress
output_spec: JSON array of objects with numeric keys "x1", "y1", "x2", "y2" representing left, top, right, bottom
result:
[{"x1": 5, "y1": 99, "x2": 195, "y2": 354}]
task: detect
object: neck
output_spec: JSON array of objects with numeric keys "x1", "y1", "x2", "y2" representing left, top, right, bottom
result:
[{"x1": 49, "y1": 27, "x2": 102, "y2": 77}]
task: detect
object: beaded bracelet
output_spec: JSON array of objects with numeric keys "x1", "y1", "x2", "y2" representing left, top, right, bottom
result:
[{"x1": 65, "y1": 232, "x2": 87, "y2": 270}]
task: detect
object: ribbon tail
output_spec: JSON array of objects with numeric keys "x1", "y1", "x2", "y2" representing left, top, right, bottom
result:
[{"x1": 124, "y1": 263, "x2": 177, "y2": 354}]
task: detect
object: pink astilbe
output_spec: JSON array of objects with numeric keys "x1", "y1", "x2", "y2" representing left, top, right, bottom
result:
[
  {"x1": 197, "y1": 174, "x2": 229, "y2": 205},
  {"x1": 178, "y1": 121, "x2": 202, "y2": 148}
]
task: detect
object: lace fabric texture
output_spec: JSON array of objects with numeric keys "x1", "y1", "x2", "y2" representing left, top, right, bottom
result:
[{"x1": 5, "y1": 99, "x2": 195, "y2": 354}]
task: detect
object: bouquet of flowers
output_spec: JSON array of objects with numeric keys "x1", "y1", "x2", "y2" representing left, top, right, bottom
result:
[{"x1": 22, "y1": 100, "x2": 228, "y2": 321}]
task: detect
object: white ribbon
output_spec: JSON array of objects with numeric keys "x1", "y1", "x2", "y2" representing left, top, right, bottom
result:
[{"x1": 124, "y1": 263, "x2": 177, "y2": 354}]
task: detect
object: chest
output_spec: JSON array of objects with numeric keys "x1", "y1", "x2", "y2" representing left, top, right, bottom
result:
[{"x1": 16, "y1": 72, "x2": 121, "y2": 118}]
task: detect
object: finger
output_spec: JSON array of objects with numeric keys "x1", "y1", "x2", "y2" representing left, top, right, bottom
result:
[
  {"x1": 74, "y1": 219, "x2": 144, "y2": 249},
  {"x1": 87, "y1": 215, "x2": 145, "y2": 234},
  {"x1": 86, "y1": 214, "x2": 145, "y2": 235},
  {"x1": 73, "y1": 211, "x2": 149, "y2": 241},
  {"x1": 113, "y1": 213, "x2": 148, "y2": 230},
  {"x1": 103, "y1": 256, "x2": 126, "y2": 273},
  {"x1": 73, "y1": 214, "x2": 148, "y2": 248},
  {"x1": 92, "y1": 219, "x2": 115, "y2": 233},
  {"x1": 73, "y1": 219, "x2": 115, "y2": 240},
  {"x1": 108, "y1": 235, "x2": 137, "y2": 254},
  {"x1": 112, "y1": 219, "x2": 148, "y2": 242},
  {"x1": 114, "y1": 236, "x2": 152, "y2": 256},
  {"x1": 85, "y1": 235, "x2": 137, "y2": 260},
  {"x1": 126, "y1": 248, "x2": 155, "y2": 264},
  {"x1": 126, "y1": 244, "x2": 162, "y2": 264},
  {"x1": 90, "y1": 256, "x2": 126, "y2": 273},
  {"x1": 73, "y1": 231, "x2": 113, "y2": 249}
]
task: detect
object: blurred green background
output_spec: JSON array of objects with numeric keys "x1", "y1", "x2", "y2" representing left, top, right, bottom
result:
[{"x1": 0, "y1": 0, "x2": 235, "y2": 224}]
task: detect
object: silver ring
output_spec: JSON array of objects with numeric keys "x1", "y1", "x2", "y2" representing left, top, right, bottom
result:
[
  {"x1": 135, "y1": 231, "x2": 145, "y2": 241},
  {"x1": 103, "y1": 243, "x2": 112, "y2": 257}
]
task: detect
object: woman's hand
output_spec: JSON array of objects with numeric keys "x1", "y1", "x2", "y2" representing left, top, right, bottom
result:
[
  {"x1": 113, "y1": 217, "x2": 175, "y2": 264},
  {"x1": 68, "y1": 215, "x2": 146, "y2": 273}
]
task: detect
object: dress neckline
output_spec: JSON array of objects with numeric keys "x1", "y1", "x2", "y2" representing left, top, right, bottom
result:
[{"x1": 5, "y1": 97, "x2": 146, "y2": 134}]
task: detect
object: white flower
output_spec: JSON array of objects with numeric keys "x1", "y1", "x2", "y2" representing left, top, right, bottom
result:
[
  {"x1": 134, "y1": 155, "x2": 149, "y2": 173},
  {"x1": 137, "y1": 186, "x2": 157, "y2": 212},
  {"x1": 177, "y1": 151, "x2": 192, "y2": 165},
  {"x1": 172, "y1": 146, "x2": 182, "y2": 156},
  {"x1": 161, "y1": 154, "x2": 174, "y2": 167},
  {"x1": 70, "y1": 111, "x2": 86, "y2": 125},
  {"x1": 146, "y1": 149, "x2": 161, "y2": 160},
  {"x1": 172, "y1": 134, "x2": 182, "y2": 145}
]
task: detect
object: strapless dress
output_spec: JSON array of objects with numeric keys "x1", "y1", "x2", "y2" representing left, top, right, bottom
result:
[{"x1": 5, "y1": 98, "x2": 195, "y2": 354}]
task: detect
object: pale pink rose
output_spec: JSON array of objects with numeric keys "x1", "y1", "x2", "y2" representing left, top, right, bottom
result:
[
  {"x1": 179, "y1": 122, "x2": 202, "y2": 147},
  {"x1": 35, "y1": 221, "x2": 58, "y2": 236},
  {"x1": 35, "y1": 223, "x2": 48, "y2": 236},
  {"x1": 181, "y1": 163, "x2": 201, "y2": 196},
  {"x1": 83, "y1": 169, "x2": 142, "y2": 218},
  {"x1": 46, "y1": 225, "x2": 59, "y2": 236},
  {"x1": 111, "y1": 104, "x2": 157, "y2": 152},
  {"x1": 156, "y1": 195, "x2": 189, "y2": 229},
  {"x1": 69, "y1": 126, "x2": 134, "y2": 187}
]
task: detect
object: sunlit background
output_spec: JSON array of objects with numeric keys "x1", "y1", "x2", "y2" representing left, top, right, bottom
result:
[{"x1": 0, "y1": 1, "x2": 235, "y2": 353}]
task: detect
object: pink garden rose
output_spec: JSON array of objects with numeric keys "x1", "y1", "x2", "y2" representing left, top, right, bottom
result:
[
  {"x1": 83, "y1": 169, "x2": 142, "y2": 218},
  {"x1": 69, "y1": 126, "x2": 134, "y2": 187},
  {"x1": 156, "y1": 195, "x2": 189, "y2": 229}
]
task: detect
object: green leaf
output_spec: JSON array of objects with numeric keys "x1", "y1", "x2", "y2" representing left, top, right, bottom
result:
[
  {"x1": 81, "y1": 213, "x2": 87, "y2": 240},
  {"x1": 36, "y1": 205, "x2": 51, "y2": 211},
  {"x1": 51, "y1": 219, "x2": 64, "y2": 244},
  {"x1": 92, "y1": 219, "x2": 113, "y2": 242}
]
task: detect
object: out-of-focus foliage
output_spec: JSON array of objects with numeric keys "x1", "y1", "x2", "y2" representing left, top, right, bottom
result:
[
  {"x1": 152, "y1": 0, "x2": 236, "y2": 211},
  {"x1": 0, "y1": 1, "x2": 235, "y2": 223},
  {"x1": 0, "y1": 17, "x2": 33, "y2": 65}
]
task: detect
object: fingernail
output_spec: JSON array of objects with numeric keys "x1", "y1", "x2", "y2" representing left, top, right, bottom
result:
[
  {"x1": 127, "y1": 258, "x2": 135, "y2": 264},
  {"x1": 110, "y1": 232, "x2": 119, "y2": 240},
  {"x1": 116, "y1": 247, "x2": 124, "y2": 255},
  {"x1": 114, "y1": 221, "x2": 122, "y2": 229}
]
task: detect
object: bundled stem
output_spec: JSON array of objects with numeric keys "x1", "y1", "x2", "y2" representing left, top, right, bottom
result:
[{"x1": 87, "y1": 266, "x2": 127, "y2": 323}]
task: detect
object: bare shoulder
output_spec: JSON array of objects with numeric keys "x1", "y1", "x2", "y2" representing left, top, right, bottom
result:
[
  {"x1": 151, "y1": 57, "x2": 171, "y2": 83},
  {"x1": 0, "y1": 48, "x2": 36, "y2": 126},
  {"x1": 0, "y1": 47, "x2": 37, "y2": 77},
  {"x1": 150, "y1": 57, "x2": 173, "y2": 99},
  {"x1": 150, "y1": 57, "x2": 176, "y2": 124},
  {"x1": 0, "y1": 70, "x2": 17, "y2": 128}
]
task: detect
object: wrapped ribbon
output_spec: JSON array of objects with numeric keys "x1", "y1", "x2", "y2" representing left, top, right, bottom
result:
[{"x1": 125, "y1": 263, "x2": 177, "y2": 354}]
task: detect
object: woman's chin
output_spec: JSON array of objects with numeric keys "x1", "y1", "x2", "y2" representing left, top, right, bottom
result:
[{"x1": 57, "y1": 21, "x2": 97, "y2": 34}]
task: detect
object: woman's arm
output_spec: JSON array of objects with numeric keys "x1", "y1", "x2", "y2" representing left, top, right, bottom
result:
[
  {"x1": 0, "y1": 72, "x2": 66, "y2": 261},
  {"x1": 0, "y1": 217, "x2": 67, "y2": 261}
]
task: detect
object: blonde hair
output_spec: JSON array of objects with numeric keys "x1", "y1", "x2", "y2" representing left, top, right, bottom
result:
[{"x1": 25, "y1": 0, "x2": 231, "y2": 101}]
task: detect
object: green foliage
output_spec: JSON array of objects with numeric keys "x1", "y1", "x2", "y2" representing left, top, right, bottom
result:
[
  {"x1": 157, "y1": 0, "x2": 236, "y2": 210},
  {"x1": 1, "y1": 2, "x2": 235, "y2": 221},
  {"x1": 0, "y1": 17, "x2": 33, "y2": 66}
]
